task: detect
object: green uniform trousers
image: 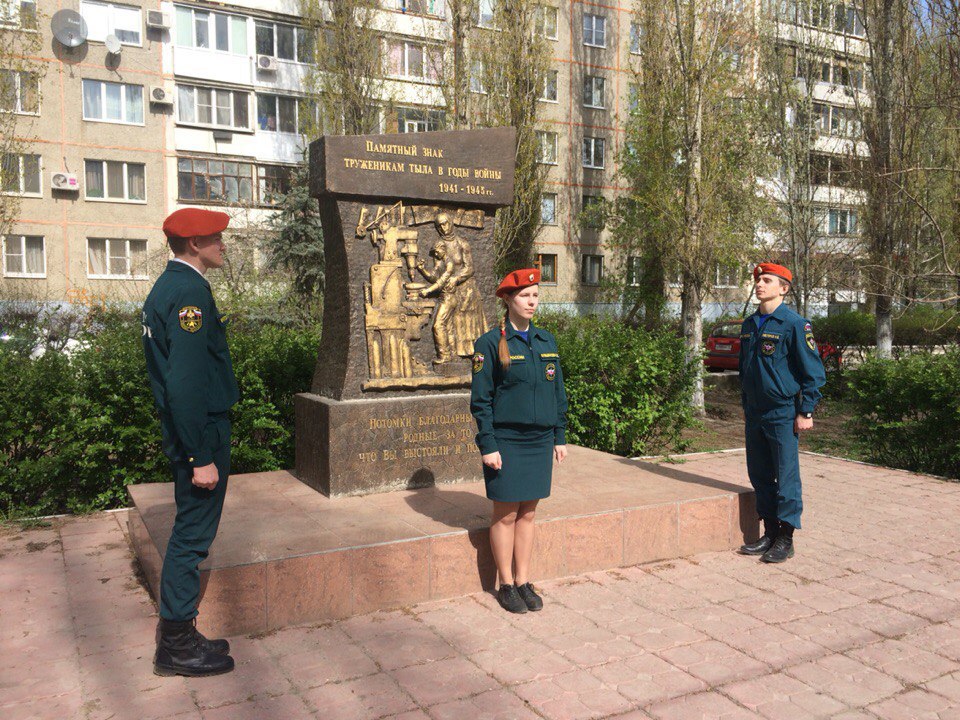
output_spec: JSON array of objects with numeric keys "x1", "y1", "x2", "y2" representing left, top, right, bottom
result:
[{"x1": 159, "y1": 414, "x2": 231, "y2": 622}]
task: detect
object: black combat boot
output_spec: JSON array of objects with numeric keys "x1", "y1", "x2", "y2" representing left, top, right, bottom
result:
[
  {"x1": 154, "y1": 619, "x2": 235, "y2": 677},
  {"x1": 497, "y1": 583, "x2": 528, "y2": 614},
  {"x1": 193, "y1": 621, "x2": 230, "y2": 655},
  {"x1": 739, "y1": 517, "x2": 779, "y2": 555},
  {"x1": 761, "y1": 522, "x2": 795, "y2": 563},
  {"x1": 516, "y1": 583, "x2": 544, "y2": 611}
]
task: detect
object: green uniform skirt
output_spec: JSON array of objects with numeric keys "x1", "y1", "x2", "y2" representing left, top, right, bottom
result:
[{"x1": 483, "y1": 425, "x2": 554, "y2": 502}]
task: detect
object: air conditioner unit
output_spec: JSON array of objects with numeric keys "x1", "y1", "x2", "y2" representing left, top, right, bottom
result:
[
  {"x1": 51, "y1": 172, "x2": 79, "y2": 191},
  {"x1": 257, "y1": 55, "x2": 278, "y2": 72},
  {"x1": 146, "y1": 11, "x2": 170, "y2": 30},
  {"x1": 150, "y1": 85, "x2": 174, "y2": 105}
]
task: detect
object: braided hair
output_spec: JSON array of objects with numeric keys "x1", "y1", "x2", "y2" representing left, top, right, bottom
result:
[{"x1": 497, "y1": 304, "x2": 511, "y2": 370}]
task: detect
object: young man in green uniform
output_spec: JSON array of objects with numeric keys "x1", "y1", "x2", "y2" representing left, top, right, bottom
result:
[
  {"x1": 738, "y1": 263, "x2": 825, "y2": 563},
  {"x1": 141, "y1": 208, "x2": 239, "y2": 676}
]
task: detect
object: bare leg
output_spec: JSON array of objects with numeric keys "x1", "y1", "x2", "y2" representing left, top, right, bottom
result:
[
  {"x1": 490, "y1": 501, "x2": 520, "y2": 585},
  {"x1": 513, "y1": 500, "x2": 539, "y2": 586}
]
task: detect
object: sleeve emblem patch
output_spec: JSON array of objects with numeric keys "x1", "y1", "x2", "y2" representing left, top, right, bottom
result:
[
  {"x1": 179, "y1": 306, "x2": 203, "y2": 333},
  {"x1": 545, "y1": 363, "x2": 557, "y2": 381},
  {"x1": 761, "y1": 340, "x2": 777, "y2": 356},
  {"x1": 472, "y1": 353, "x2": 485, "y2": 374},
  {"x1": 804, "y1": 322, "x2": 812, "y2": 332},
  {"x1": 805, "y1": 332, "x2": 816, "y2": 351}
]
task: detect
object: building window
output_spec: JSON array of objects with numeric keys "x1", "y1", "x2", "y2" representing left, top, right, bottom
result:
[
  {"x1": 477, "y1": 0, "x2": 495, "y2": 27},
  {"x1": 582, "y1": 194, "x2": 604, "y2": 228},
  {"x1": 0, "y1": 0, "x2": 38, "y2": 29},
  {"x1": 536, "y1": 130, "x2": 558, "y2": 165},
  {"x1": 837, "y1": 3, "x2": 865, "y2": 37},
  {"x1": 84, "y1": 160, "x2": 145, "y2": 202},
  {"x1": 258, "y1": 164, "x2": 293, "y2": 205},
  {"x1": 2, "y1": 235, "x2": 44, "y2": 277},
  {"x1": 177, "y1": 157, "x2": 254, "y2": 204},
  {"x1": 581, "y1": 254, "x2": 603, "y2": 285},
  {"x1": 810, "y1": 153, "x2": 861, "y2": 187},
  {"x1": 0, "y1": 69, "x2": 39, "y2": 114},
  {"x1": 177, "y1": 85, "x2": 250, "y2": 130},
  {"x1": 540, "y1": 69, "x2": 558, "y2": 102},
  {"x1": 583, "y1": 75, "x2": 605, "y2": 109},
  {"x1": 1, "y1": 153, "x2": 41, "y2": 195},
  {"x1": 535, "y1": 5, "x2": 558, "y2": 39},
  {"x1": 387, "y1": 40, "x2": 438, "y2": 81},
  {"x1": 828, "y1": 208, "x2": 859, "y2": 235},
  {"x1": 256, "y1": 94, "x2": 298, "y2": 133},
  {"x1": 397, "y1": 0, "x2": 444, "y2": 16},
  {"x1": 629, "y1": 22, "x2": 642, "y2": 54},
  {"x1": 255, "y1": 20, "x2": 313, "y2": 63},
  {"x1": 583, "y1": 13, "x2": 606, "y2": 47},
  {"x1": 715, "y1": 262, "x2": 740, "y2": 288},
  {"x1": 582, "y1": 136, "x2": 605, "y2": 169},
  {"x1": 628, "y1": 83, "x2": 639, "y2": 112},
  {"x1": 87, "y1": 237, "x2": 148, "y2": 279},
  {"x1": 396, "y1": 107, "x2": 444, "y2": 133},
  {"x1": 537, "y1": 253, "x2": 557, "y2": 284},
  {"x1": 469, "y1": 60, "x2": 486, "y2": 94},
  {"x1": 813, "y1": 102, "x2": 860, "y2": 138},
  {"x1": 627, "y1": 256, "x2": 643, "y2": 286},
  {"x1": 540, "y1": 192, "x2": 557, "y2": 224},
  {"x1": 82, "y1": 79, "x2": 143, "y2": 124},
  {"x1": 175, "y1": 7, "x2": 247, "y2": 55},
  {"x1": 79, "y1": 1, "x2": 141, "y2": 46}
]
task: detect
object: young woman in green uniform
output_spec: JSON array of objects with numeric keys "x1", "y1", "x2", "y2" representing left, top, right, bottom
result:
[{"x1": 470, "y1": 268, "x2": 568, "y2": 613}]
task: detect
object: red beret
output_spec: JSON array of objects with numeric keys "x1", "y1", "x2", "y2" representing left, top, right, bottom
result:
[
  {"x1": 753, "y1": 262, "x2": 793, "y2": 284},
  {"x1": 496, "y1": 268, "x2": 541, "y2": 298},
  {"x1": 163, "y1": 208, "x2": 230, "y2": 240}
]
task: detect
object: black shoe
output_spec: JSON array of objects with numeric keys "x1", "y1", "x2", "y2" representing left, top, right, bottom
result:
[
  {"x1": 739, "y1": 535, "x2": 776, "y2": 555},
  {"x1": 194, "y1": 624, "x2": 230, "y2": 656},
  {"x1": 761, "y1": 535, "x2": 795, "y2": 563},
  {"x1": 516, "y1": 583, "x2": 543, "y2": 611},
  {"x1": 497, "y1": 584, "x2": 528, "y2": 614},
  {"x1": 154, "y1": 619, "x2": 235, "y2": 677}
]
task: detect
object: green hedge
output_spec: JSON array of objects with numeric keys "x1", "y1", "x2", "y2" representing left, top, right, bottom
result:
[
  {"x1": 814, "y1": 309, "x2": 960, "y2": 353},
  {"x1": 845, "y1": 350, "x2": 960, "y2": 479},
  {"x1": 1, "y1": 309, "x2": 699, "y2": 516},
  {"x1": 539, "y1": 313, "x2": 698, "y2": 457}
]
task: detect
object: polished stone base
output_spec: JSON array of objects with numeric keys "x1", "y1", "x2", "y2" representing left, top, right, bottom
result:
[
  {"x1": 128, "y1": 446, "x2": 757, "y2": 638},
  {"x1": 294, "y1": 392, "x2": 481, "y2": 497}
]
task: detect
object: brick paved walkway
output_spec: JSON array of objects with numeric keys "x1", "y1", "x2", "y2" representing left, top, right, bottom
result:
[{"x1": 4, "y1": 450, "x2": 960, "y2": 720}]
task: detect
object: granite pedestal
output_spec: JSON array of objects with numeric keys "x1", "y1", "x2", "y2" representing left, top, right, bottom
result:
[{"x1": 128, "y1": 446, "x2": 757, "y2": 637}]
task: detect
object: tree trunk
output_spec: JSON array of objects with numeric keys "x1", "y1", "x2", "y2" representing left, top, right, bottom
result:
[
  {"x1": 681, "y1": 274, "x2": 705, "y2": 415},
  {"x1": 875, "y1": 292, "x2": 894, "y2": 357}
]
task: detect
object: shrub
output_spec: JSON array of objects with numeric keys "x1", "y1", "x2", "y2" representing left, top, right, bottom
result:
[
  {"x1": 845, "y1": 350, "x2": 960, "y2": 479},
  {"x1": 538, "y1": 313, "x2": 698, "y2": 456}
]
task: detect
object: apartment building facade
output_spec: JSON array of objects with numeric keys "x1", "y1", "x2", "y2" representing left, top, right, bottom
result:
[{"x1": 3, "y1": 0, "x2": 867, "y2": 318}]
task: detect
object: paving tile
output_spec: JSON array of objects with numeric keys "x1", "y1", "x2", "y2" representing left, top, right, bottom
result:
[
  {"x1": 867, "y1": 689, "x2": 960, "y2": 720},
  {"x1": 647, "y1": 690, "x2": 759, "y2": 720},
  {"x1": 427, "y1": 688, "x2": 541, "y2": 720},
  {"x1": 390, "y1": 656, "x2": 498, "y2": 707},
  {"x1": 513, "y1": 668, "x2": 634, "y2": 720},
  {"x1": 201, "y1": 693, "x2": 316, "y2": 720},
  {"x1": 588, "y1": 653, "x2": 707, "y2": 706},
  {"x1": 785, "y1": 652, "x2": 904, "y2": 706},
  {"x1": 656, "y1": 639, "x2": 770, "y2": 686},
  {"x1": 721, "y1": 672, "x2": 848, "y2": 719},
  {"x1": 847, "y1": 638, "x2": 960, "y2": 685},
  {"x1": 300, "y1": 673, "x2": 417, "y2": 720}
]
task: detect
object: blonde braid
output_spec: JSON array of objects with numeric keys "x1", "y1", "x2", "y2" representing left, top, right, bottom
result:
[{"x1": 497, "y1": 306, "x2": 511, "y2": 370}]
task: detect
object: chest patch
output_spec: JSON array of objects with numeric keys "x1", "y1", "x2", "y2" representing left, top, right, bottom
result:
[
  {"x1": 761, "y1": 339, "x2": 777, "y2": 356},
  {"x1": 540, "y1": 352, "x2": 559, "y2": 359},
  {"x1": 545, "y1": 363, "x2": 557, "y2": 381},
  {"x1": 472, "y1": 353, "x2": 485, "y2": 374},
  {"x1": 509, "y1": 354, "x2": 526, "y2": 361},
  {"x1": 179, "y1": 306, "x2": 203, "y2": 333}
]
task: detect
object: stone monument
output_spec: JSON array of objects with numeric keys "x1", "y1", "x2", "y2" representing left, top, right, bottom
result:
[{"x1": 295, "y1": 127, "x2": 517, "y2": 496}]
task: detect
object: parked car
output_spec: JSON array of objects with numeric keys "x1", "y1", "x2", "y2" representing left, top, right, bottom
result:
[{"x1": 704, "y1": 321, "x2": 843, "y2": 372}]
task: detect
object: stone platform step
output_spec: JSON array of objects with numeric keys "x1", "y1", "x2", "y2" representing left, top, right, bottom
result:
[{"x1": 127, "y1": 446, "x2": 757, "y2": 637}]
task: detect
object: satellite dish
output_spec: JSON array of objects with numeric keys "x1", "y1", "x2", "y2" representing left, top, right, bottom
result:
[
  {"x1": 104, "y1": 34, "x2": 122, "y2": 54},
  {"x1": 51, "y1": 9, "x2": 88, "y2": 48}
]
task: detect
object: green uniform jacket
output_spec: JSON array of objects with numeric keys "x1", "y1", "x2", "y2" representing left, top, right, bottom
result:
[
  {"x1": 470, "y1": 321, "x2": 568, "y2": 454},
  {"x1": 738, "y1": 302, "x2": 825, "y2": 417},
  {"x1": 142, "y1": 260, "x2": 239, "y2": 467}
]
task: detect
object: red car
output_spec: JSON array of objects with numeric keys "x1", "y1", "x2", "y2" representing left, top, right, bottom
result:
[{"x1": 704, "y1": 321, "x2": 842, "y2": 372}]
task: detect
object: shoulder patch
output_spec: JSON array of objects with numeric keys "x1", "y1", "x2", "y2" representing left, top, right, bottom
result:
[
  {"x1": 805, "y1": 332, "x2": 816, "y2": 351},
  {"x1": 179, "y1": 306, "x2": 203, "y2": 333},
  {"x1": 472, "y1": 353, "x2": 485, "y2": 374},
  {"x1": 804, "y1": 322, "x2": 812, "y2": 332}
]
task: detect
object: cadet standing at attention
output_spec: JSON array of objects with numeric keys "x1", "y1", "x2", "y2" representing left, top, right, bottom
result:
[
  {"x1": 142, "y1": 208, "x2": 239, "y2": 676},
  {"x1": 470, "y1": 268, "x2": 568, "y2": 613},
  {"x1": 738, "y1": 263, "x2": 826, "y2": 563}
]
